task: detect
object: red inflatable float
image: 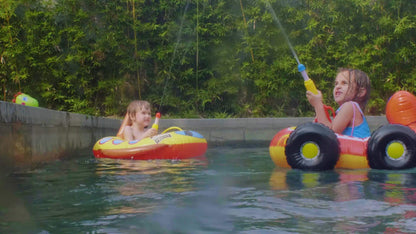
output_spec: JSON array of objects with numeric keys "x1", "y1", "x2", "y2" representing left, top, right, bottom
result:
[{"x1": 269, "y1": 90, "x2": 416, "y2": 170}]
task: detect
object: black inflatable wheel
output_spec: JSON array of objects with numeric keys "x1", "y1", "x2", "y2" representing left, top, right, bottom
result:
[
  {"x1": 285, "y1": 122, "x2": 340, "y2": 171},
  {"x1": 367, "y1": 124, "x2": 416, "y2": 170}
]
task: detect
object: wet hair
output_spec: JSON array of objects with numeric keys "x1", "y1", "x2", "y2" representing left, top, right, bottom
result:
[
  {"x1": 338, "y1": 68, "x2": 371, "y2": 110},
  {"x1": 126, "y1": 100, "x2": 151, "y2": 125}
]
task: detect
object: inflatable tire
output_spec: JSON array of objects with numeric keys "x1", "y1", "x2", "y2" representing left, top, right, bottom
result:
[
  {"x1": 367, "y1": 124, "x2": 416, "y2": 170},
  {"x1": 285, "y1": 122, "x2": 340, "y2": 171}
]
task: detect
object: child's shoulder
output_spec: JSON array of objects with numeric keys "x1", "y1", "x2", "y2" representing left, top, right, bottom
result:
[
  {"x1": 123, "y1": 125, "x2": 133, "y2": 133},
  {"x1": 340, "y1": 101, "x2": 361, "y2": 110},
  {"x1": 339, "y1": 101, "x2": 365, "y2": 117},
  {"x1": 338, "y1": 101, "x2": 355, "y2": 111}
]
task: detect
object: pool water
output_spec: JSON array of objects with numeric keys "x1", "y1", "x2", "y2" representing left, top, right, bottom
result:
[{"x1": 2, "y1": 147, "x2": 416, "y2": 233}]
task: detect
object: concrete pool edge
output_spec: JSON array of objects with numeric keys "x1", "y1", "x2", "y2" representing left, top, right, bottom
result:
[{"x1": 0, "y1": 101, "x2": 388, "y2": 173}]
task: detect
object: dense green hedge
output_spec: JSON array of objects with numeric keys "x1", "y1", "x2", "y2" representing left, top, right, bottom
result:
[{"x1": 1, "y1": 0, "x2": 415, "y2": 118}]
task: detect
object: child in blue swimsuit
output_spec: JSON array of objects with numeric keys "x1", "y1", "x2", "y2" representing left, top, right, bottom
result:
[{"x1": 306, "y1": 68, "x2": 371, "y2": 138}]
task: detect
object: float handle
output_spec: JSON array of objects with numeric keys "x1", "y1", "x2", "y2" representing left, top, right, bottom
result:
[
  {"x1": 324, "y1": 105, "x2": 336, "y2": 122},
  {"x1": 314, "y1": 105, "x2": 336, "y2": 123},
  {"x1": 152, "y1": 112, "x2": 161, "y2": 130},
  {"x1": 162, "y1": 126, "x2": 183, "y2": 134}
]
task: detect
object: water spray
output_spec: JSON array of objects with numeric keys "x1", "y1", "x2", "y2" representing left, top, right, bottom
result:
[
  {"x1": 265, "y1": 1, "x2": 318, "y2": 95},
  {"x1": 158, "y1": 1, "x2": 190, "y2": 114},
  {"x1": 265, "y1": 1, "x2": 333, "y2": 121}
]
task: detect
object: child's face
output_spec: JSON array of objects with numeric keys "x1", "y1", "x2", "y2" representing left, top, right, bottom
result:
[
  {"x1": 333, "y1": 71, "x2": 357, "y2": 105},
  {"x1": 133, "y1": 107, "x2": 152, "y2": 127}
]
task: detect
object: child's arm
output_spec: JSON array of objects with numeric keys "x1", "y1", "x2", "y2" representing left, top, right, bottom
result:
[
  {"x1": 128, "y1": 128, "x2": 157, "y2": 142},
  {"x1": 307, "y1": 90, "x2": 331, "y2": 127},
  {"x1": 116, "y1": 113, "x2": 129, "y2": 138},
  {"x1": 123, "y1": 126, "x2": 134, "y2": 141},
  {"x1": 307, "y1": 91, "x2": 354, "y2": 134},
  {"x1": 331, "y1": 102, "x2": 356, "y2": 134},
  {"x1": 143, "y1": 128, "x2": 158, "y2": 139}
]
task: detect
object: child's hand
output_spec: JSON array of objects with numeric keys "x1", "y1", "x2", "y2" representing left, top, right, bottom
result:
[
  {"x1": 144, "y1": 128, "x2": 158, "y2": 138},
  {"x1": 306, "y1": 90, "x2": 323, "y2": 107}
]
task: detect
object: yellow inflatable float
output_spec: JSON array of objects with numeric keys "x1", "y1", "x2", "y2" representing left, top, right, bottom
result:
[
  {"x1": 93, "y1": 127, "x2": 208, "y2": 160},
  {"x1": 93, "y1": 112, "x2": 207, "y2": 160}
]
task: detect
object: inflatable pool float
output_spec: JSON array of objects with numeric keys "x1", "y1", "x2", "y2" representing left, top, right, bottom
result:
[
  {"x1": 12, "y1": 92, "x2": 39, "y2": 107},
  {"x1": 93, "y1": 127, "x2": 207, "y2": 160},
  {"x1": 269, "y1": 90, "x2": 416, "y2": 171}
]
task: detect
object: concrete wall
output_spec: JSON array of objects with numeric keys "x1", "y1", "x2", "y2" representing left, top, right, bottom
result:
[
  {"x1": 0, "y1": 101, "x2": 389, "y2": 174},
  {"x1": 162, "y1": 116, "x2": 388, "y2": 146},
  {"x1": 0, "y1": 101, "x2": 119, "y2": 175}
]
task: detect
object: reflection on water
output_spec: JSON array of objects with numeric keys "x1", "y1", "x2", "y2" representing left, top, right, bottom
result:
[
  {"x1": 2, "y1": 147, "x2": 416, "y2": 233},
  {"x1": 368, "y1": 170, "x2": 416, "y2": 205},
  {"x1": 95, "y1": 156, "x2": 208, "y2": 191},
  {"x1": 94, "y1": 157, "x2": 209, "y2": 217},
  {"x1": 268, "y1": 168, "x2": 416, "y2": 233}
]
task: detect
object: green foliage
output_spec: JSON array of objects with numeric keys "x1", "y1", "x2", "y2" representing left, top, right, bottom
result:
[{"x1": 1, "y1": 0, "x2": 415, "y2": 117}]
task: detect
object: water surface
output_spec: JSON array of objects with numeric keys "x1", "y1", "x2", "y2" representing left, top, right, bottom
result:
[{"x1": 2, "y1": 147, "x2": 416, "y2": 233}]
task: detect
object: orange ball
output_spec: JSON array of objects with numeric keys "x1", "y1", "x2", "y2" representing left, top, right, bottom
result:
[{"x1": 386, "y1": 91, "x2": 416, "y2": 131}]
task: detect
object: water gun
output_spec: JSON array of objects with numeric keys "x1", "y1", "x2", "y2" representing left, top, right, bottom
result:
[
  {"x1": 298, "y1": 64, "x2": 318, "y2": 95},
  {"x1": 298, "y1": 64, "x2": 335, "y2": 122},
  {"x1": 152, "y1": 112, "x2": 161, "y2": 130}
]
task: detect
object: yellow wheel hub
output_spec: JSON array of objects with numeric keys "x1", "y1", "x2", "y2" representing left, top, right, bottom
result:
[
  {"x1": 301, "y1": 141, "x2": 319, "y2": 159},
  {"x1": 386, "y1": 141, "x2": 405, "y2": 160}
]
